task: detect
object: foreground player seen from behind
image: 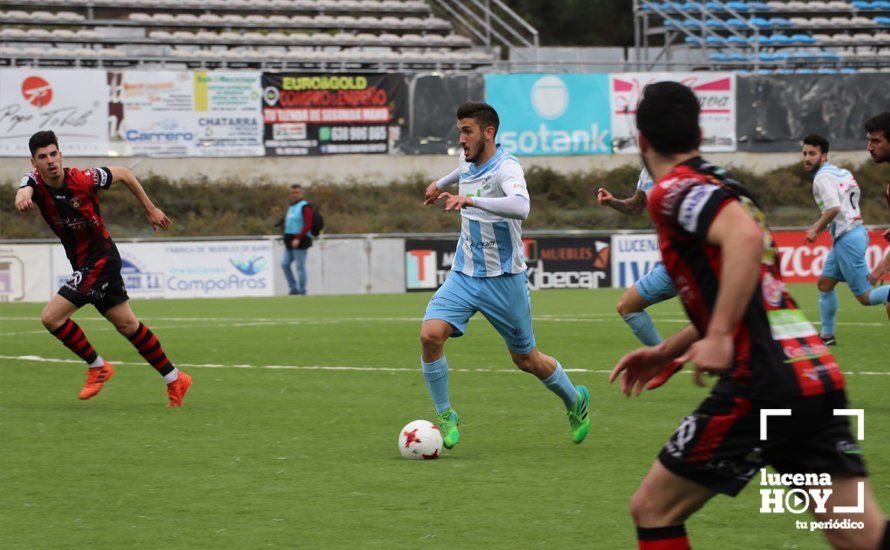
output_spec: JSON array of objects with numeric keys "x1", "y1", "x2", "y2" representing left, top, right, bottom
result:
[
  {"x1": 419, "y1": 101, "x2": 590, "y2": 450},
  {"x1": 610, "y1": 83, "x2": 887, "y2": 550},
  {"x1": 14, "y1": 130, "x2": 192, "y2": 407}
]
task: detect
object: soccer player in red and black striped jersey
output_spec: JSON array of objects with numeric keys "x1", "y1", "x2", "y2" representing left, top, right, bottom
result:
[
  {"x1": 610, "y1": 83, "x2": 887, "y2": 549},
  {"x1": 14, "y1": 130, "x2": 192, "y2": 407}
]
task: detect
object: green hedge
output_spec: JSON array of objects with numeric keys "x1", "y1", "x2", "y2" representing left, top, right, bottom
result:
[{"x1": 2, "y1": 161, "x2": 888, "y2": 239}]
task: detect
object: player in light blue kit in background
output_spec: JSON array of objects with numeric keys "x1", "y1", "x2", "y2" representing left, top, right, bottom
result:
[
  {"x1": 802, "y1": 134, "x2": 890, "y2": 345},
  {"x1": 419, "y1": 101, "x2": 590, "y2": 450},
  {"x1": 597, "y1": 168, "x2": 682, "y2": 388}
]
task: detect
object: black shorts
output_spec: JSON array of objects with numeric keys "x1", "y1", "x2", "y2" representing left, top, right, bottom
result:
[
  {"x1": 58, "y1": 257, "x2": 129, "y2": 315},
  {"x1": 658, "y1": 390, "x2": 866, "y2": 496}
]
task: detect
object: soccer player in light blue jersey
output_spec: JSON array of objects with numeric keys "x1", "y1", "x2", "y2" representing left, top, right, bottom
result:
[
  {"x1": 802, "y1": 134, "x2": 890, "y2": 345},
  {"x1": 597, "y1": 169, "x2": 682, "y2": 389},
  {"x1": 418, "y1": 101, "x2": 590, "y2": 449}
]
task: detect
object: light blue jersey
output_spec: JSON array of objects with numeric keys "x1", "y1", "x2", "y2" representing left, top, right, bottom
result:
[
  {"x1": 813, "y1": 162, "x2": 862, "y2": 240},
  {"x1": 452, "y1": 146, "x2": 529, "y2": 277},
  {"x1": 636, "y1": 168, "x2": 655, "y2": 195}
]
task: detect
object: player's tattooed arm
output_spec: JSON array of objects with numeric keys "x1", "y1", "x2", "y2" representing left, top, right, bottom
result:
[
  {"x1": 14, "y1": 185, "x2": 35, "y2": 211},
  {"x1": 107, "y1": 166, "x2": 172, "y2": 232},
  {"x1": 597, "y1": 188, "x2": 647, "y2": 216}
]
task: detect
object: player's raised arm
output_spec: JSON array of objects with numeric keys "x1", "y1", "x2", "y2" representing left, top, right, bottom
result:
[
  {"x1": 14, "y1": 183, "x2": 35, "y2": 211},
  {"x1": 424, "y1": 168, "x2": 460, "y2": 205},
  {"x1": 107, "y1": 166, "x2": 172, "y2": 232},
  {"x1": 676, "y1": 200, "x2": 764, "y2": 383}
]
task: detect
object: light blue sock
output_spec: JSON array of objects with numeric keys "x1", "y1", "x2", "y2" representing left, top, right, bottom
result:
[
  {"x1": 869, "y1": 285, "x2": 890, "y2": 305},
  {"x1": 421, "y1": 355, "x2": 451, "y2": 414},
  {"x1": 541, "y1": 362, "x2": 578, "y2": 409},
  {"x1": 819, "y1": 290, "x2": 838, "y2": 336},
  {"x1": 621, "y1": 311, "x2": 663, "y2": 346}
]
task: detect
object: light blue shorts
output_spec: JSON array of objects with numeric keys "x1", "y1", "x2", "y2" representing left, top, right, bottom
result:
[
  {"x1": 634, "y1": 263, "x2": 678, "y2": 305},
  {"x1": 423, "y1": 270, "x2": 536, "y2": 354},
  {"x1": 822, "y1": 225, "x2": 871, "y2": 297}
]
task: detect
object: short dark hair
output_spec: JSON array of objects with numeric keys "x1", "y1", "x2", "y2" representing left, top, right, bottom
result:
[
  {"x1": 864, "y1": 111, "x2": 890, "y2": 139},
  {"x1": 456, "y1": 101, "x2": 499, "y2": 134},
  {"x1": 29, "y1": 130, "x2": 59, "y2": 157},
  {"x1": 291, "y1": 184, "x2": 302, "y2": 190},
  {"x1": 803, "y1": 133, "x2": 829, "y2": 154},
  {"x1": 635, "y1": 82, "x2": 701, "y2": 155}
]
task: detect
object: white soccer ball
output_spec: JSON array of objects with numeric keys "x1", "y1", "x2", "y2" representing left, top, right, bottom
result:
[{"x1": 398, "y1": 419, "x2": 443, "y2": 460}]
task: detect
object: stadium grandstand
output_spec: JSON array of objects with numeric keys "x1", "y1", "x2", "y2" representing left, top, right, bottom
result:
[
  {"x1": 0, "y1": 0, "x2": 519, "y2": 70},
  {"x1": 635, "y1": 0, "x2": 890, "y2": 73}
]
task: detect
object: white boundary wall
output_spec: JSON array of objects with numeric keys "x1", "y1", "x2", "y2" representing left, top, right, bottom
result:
[
  {"x1": 4, "y1": 230, "x2": 886, "y2": 303},
  {"x1": 0, "y1": 236, "x2": 412, "y2": 303}
]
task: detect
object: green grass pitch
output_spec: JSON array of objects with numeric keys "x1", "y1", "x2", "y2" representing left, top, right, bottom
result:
[{"x1": 1, "y1": 285, "x2": 887, "y2": 548}]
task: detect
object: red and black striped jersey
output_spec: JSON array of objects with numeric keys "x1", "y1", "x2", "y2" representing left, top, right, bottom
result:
[
  {"x1": 647, "y1": 157, "x2": 844, "y2": 400},
  {"x1": 20, "y1": 167, "x2": 120, "y2": 270}
]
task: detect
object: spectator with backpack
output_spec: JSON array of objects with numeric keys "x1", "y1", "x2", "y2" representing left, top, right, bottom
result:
[{"x1": 279, "y1": 184, "x2": 322, "y2": 295}]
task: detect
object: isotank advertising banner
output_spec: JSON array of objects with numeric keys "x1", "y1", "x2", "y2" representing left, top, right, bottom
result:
[{"x1": 484, "y1": 73, "x2": 612, "y2": 156}]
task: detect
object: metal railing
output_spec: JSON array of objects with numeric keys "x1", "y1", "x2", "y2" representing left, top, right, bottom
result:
[{"x1": 428, "y1": 0, "x2": 539, "y2": 63}]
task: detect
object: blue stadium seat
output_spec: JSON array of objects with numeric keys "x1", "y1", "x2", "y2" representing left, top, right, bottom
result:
[
  {"x1": 726, "y1": 1, "x2": 753, "y2": 11},
  {"x1": 769, "y1": 17, "x2": 793, "y2": 28},
  {"x1": 706, "y1": 19, "x2": 728, "y2": 28},
  {"x1": 725, "y1": 17, "x2": 748, "y2": 28},
  {"x1": 851, "y1": 0, "x2": 875, "y2": 8},
  {"x1": 876, "y1": 16, "x2": 890, "y2": 25},
  {"x1": 679, "y1": 1, "x2": 702, "y2": 11},
  {"x1": 749, "y1": 16, "x2": 773, "y2": 28},
  {"x1": 760, "y1": 51, "x2": 790, "y2": 61},
  {"x1": 685, "y1": 36, "x2": 705, "y2": 44},
  {"x1": 706, "y1": 35, "x2": 728, "y2": 45},
  {"x1": 682, "y1": 19, "x2": 704, "y2": 28},
  {"x1": 705, "y1": 1, "x2": 727, "y2": 11},
  {"x1": 791, "y1": 33, "x2": 818, "y2": 44},
  {"x1": 767, "y1": 33, "x2": 794, "y2": 44},
  {"x1": 749, "y1": 1, "x2": 772, "y2": 9},
  {"x1": 727, "y1": 35, "x2": 749, "y2": 45}
]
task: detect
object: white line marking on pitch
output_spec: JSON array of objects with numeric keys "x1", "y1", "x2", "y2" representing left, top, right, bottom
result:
[
  {"x1": 0, "y1": 315, "x2": 884, "y2": 327},
  {"x1": 0, "y1": 354, "x2": 888, "y2": 376}
]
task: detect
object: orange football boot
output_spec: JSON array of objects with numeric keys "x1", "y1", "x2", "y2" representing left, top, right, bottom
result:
[
  {"x1": 166, "y1": 372, "x2": 192, "y2": 407},
  {"x1": 78, "y1": 362, "x2": 115, "y2": 400}
]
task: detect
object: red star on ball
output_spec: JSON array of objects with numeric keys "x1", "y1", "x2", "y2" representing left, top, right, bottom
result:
[{"x1": 403, "y1": 429, "x2": 420, "y2": 447}]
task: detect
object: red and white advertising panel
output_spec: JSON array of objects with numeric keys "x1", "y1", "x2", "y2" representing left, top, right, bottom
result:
[
  {"x1": 773, "y1": 229, "x2": 890, "y2": 283},
  {"x1": 609, "y1": 72, "x2": 736, "y2": 154},
  {"x1": 0, "y1": 68, "x2": 110, "y2": 156}
]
